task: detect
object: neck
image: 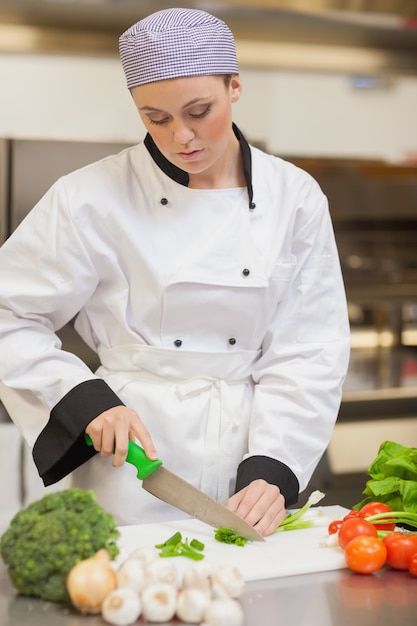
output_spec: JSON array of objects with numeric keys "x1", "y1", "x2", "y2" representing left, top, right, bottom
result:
[{"x1": 188, "y1": 135, "x2": 245, "y2": 190}]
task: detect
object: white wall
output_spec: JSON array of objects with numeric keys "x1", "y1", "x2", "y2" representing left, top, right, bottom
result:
[{"x1": 0, "y1": 52, "x2": 416, "y2": 162}]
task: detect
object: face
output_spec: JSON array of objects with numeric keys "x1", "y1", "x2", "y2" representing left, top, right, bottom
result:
[{"x1": 131, "y1": 74, "x2": 242, "y2": 178}]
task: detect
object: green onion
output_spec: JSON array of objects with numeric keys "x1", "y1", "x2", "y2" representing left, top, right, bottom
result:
[
  {"x1": 190, "y1": 538, "x2": 205, "y2": 551},
  {"x1": 214, "y1": 527, "x2": 248, "y2": 546},
  {"x1": 365, "y1": 511, "x2": 417, "y2": 533},
  {"x1": 275, "y1": 490, "x2": 326, "y2": 533},
  {"x1": 155, "y1": 531, "x2": 182, "y2": 548},
  {"x1": 155, "y1": 532, "x2": 205, "y2": 560}
]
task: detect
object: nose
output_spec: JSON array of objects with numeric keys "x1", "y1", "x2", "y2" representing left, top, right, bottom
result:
[{"x1": 172, "y1": 120, "x2": 194, "y2": 145}]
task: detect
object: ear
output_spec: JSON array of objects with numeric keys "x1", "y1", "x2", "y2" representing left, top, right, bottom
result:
[{"x1": 230, "y1": 75, "x2": 243, "y2": 103}]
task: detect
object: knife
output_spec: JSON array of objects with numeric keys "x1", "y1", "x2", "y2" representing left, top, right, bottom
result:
[{"x1": 85, "y1": 434, "x2": 264, "y2": 542}]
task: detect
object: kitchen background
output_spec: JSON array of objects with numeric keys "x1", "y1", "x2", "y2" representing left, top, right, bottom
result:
[{"x1": 0, "y1": 0, "x2": 417, "y2": 530}]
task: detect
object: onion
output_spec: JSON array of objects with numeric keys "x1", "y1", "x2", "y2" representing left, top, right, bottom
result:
[{"x1": 67, "y1": 549, "x2": 118, "y2": 614}]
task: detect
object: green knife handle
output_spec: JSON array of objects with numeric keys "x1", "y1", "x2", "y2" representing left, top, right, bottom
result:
[{"x1": 84, "y1": 433, "x2": 162, "y2": 480}]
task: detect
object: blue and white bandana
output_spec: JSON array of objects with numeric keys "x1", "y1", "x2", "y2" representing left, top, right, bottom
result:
[{"x1": 119, "y1": 8, "x2": 239, "y2": 89}]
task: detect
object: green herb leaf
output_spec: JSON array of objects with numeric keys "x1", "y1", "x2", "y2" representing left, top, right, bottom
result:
[{"x1": 214, "y1": 527, "x2": 248, "y2": 547}]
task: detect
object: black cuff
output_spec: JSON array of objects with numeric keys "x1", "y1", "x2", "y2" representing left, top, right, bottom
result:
[
  {"x1": 235, "y1": 455, "x2": 299, "y2": 507},
  {"x1": 32, "y1": 379, "x2": 124, "y2": 486}
]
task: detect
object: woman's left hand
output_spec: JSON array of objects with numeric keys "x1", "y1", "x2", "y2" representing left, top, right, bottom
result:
[{"x1": 226, "y1": 479, "x2": 287, "y2": 537}]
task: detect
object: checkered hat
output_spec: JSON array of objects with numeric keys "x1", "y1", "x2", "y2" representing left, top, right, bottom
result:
[{"x1": 119, "y1": 8, "x2": 239, "y2": 89}]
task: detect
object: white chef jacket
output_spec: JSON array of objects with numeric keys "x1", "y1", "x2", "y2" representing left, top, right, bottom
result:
[{"x1": 0, "y1": 127, "x2": 350, "y2": 525}]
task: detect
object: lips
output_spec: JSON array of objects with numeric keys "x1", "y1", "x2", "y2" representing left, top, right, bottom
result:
[{"x1": 176, "y1": 149, "x2": 203, "y2": 161}]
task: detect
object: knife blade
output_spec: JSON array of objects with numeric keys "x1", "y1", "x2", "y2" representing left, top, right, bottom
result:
[{"x1": 85, "y1": 434, "x2": 264, "y2": 542}]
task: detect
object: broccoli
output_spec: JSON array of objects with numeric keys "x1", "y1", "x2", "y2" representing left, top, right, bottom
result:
[{"x1": 0, "y1": 487, "x2": 120, "y2": 604}]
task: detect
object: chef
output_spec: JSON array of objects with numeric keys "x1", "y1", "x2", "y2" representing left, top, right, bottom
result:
[{"x1": 0, "y1": 8, "x2": 350, "y2": 535}]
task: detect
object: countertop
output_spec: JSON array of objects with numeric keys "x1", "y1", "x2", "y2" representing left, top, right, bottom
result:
[{"x1": 2, "y1": 559, "x2": 417, "y2": 626}]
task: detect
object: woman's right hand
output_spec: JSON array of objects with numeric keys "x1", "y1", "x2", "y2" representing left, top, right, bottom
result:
[{"x1": 85, "y1": 406, "x2": 158, "y2": 467}]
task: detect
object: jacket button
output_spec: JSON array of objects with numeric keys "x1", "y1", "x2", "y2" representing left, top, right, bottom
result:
[
  {"x1": 160, "y1": 197, "x2": 168, "y2": 205},
  {"x1": 249, "y1": 201, "x2": 256, "y2": 210},
  {"x1": 228, "y1": 337, "x2": 236, "y2": 345},
  {"x1": 173, "y1": 339, "x2": 182, "y2": 347},
  {"x1": 242, "y1": 268, "x2": 250, "y2": 277}
]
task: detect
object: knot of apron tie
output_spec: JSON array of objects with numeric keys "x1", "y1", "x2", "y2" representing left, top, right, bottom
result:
[{"x1": 176, "y1": 377, "x2": 238, "y2": 503}]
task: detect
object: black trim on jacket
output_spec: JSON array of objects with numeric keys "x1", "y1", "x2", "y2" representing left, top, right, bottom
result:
[
  {"x1": 235, "y1": 455, "x2": 299, "y2": 507},
  {"x1": 144, "y1": 123, "x2": 254, "y2": 207},
  {"x1": 33, "y1": 379, "x2": 124, "y2": 486}
]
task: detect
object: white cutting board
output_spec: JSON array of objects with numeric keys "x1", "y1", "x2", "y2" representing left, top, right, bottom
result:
[{"x1": 117, "y1": 505, "x2": 348, "y2": 581}]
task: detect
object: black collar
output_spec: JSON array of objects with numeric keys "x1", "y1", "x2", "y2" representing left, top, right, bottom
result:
[{"x1": 144, "y1": 123, "x2": 254, "y2": 208}]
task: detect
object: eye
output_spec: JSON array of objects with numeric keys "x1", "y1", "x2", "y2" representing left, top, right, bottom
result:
[
  {"x1": 189, "y1": 104, "x2": 211, "y2": 119},
  {"x1": 148, "y1": 116, "x2": 169, "y2": 126}
]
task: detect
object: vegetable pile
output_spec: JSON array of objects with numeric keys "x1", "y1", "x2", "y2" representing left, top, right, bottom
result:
[
  {"x1": 354, "y1": 440, "x2": 417, "y2": 513},
  {"x1": 325, "y1": 501, "x2": 417, "y2": 576},
  {"x1": 0, "y1": 488, "x2": 120, "y2": 604},
  {"x1": 66, "y1": 541, "x2": 246, "y2": 626},
  {"x1": 321, "y1": 439, "x2": 417, "y2": 575}
]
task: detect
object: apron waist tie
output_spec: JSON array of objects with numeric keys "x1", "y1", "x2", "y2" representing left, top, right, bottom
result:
[{"x1": 176, "y1": 376, "x2": 244, "y2": 504}]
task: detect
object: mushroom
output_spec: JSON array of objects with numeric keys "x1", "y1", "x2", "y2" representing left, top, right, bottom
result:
[
  {"x1": 203, "y1": 598, "x2": 244, "y2": 626},
  {"x1": 117, "y1": 558, "x2": 147, "y2": 594},
  {"x1": 209, "y1": 565, "x2": 246, "y2": 598},
  {"x1": 101, "y1": 587, "x2": 142, "y2": 626},
  {"x1": 127, "y1": 546, "x2": 159, "y2": 566},
  {"x1": 182, "y1": 564, "x2": 212, "y2": 592},
  {"x1": 145, "y1": 558, "x2": 180, "y2": 588},
  {"x1": 141, "y1": 582, "x2": 177, "y2": 623},
  {"x1": 176, "y1": 587, "x2": 211, "y2": 623}
]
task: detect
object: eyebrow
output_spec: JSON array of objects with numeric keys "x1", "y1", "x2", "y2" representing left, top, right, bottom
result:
[{"x1": 139, "y1": 97, "x2": 210, "y2": 113}]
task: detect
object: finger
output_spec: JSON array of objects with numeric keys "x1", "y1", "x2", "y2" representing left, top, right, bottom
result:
[
  {"x1": 227, "y1": 480, "x2": 267, "y2": 520},
  {"x1": 254, "y1": 502, "x2": 287, "y2": 536},
  {"x1": 130, "y1": 421, "x2": 158, "y2": 460},
  {"x1": 85, "y1": 427, "x2": 101, "y2": 452},
  {"x1": 112, "y1": 423, "x2": 131, "y2": 467},
  {"x1": 225, "y1": 491, "x2": 244, "y2": 513}
]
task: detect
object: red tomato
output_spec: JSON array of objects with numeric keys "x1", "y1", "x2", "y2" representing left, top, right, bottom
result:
[
  {"x1": 344, "y1": 536, "x2": 387, "y2": 574},
  {"x1": 383, "y1": 532, "x2": 417, "y2": 570},
  {"x1": 328, "y1": 520, "x2": 343, "y2": 535},
  {"x1": 338, "y1": 517, "x2": 378, "y2": 550},
  {"x1": 409, "y1": 552, "x2": 417, "y2": 577},
  {"x1": 343, "y1": 510, "x2": 361, "y2": 521},
  {"x1": 358, "y1": 502, "x2": 396, "y2": 531}
]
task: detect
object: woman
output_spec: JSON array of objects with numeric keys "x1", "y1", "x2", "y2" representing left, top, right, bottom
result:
[{"x1": 0, "y1": 8, "x2": 350, "y2": 535}]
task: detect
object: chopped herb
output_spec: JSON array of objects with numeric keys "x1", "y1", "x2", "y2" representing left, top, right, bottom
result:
[
  {"x1": 214, "y1": 527, "x2": 248, "y2": 547},
  {"x1": 189, "y1": 538, "x2": 205, "y2": 552},
  {"x1": 155, "y1": 532, "x2": 205, "y2": 560}
]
